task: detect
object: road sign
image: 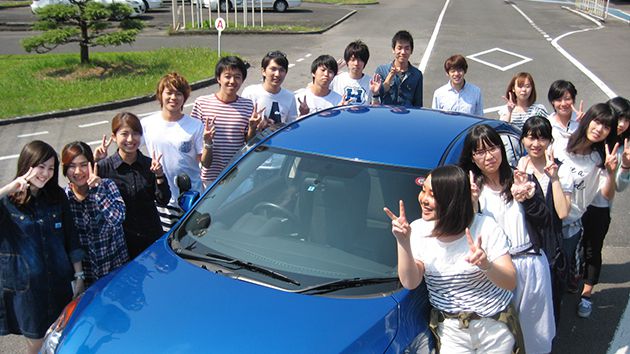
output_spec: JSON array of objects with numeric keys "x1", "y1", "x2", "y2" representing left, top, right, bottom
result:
[{"x1": 215, "y1": 17, "x2": 225, "y2": 57}]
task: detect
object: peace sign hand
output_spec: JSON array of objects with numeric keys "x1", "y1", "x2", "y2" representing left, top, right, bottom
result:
[
  {"x1": 6, "y1": 167, "x2": 37, "y2": 195},
  {"x1": 204, "y1": 116, "x2": 216, "y2": 144},
  {"x1": 464, "y1": 228, "x2": 490, "y2": 270},
  {"x1": 572, "y1": 100, "x2": 585, "y2": 122},
  {"x1": 469, "y1": 171, "x2": 480, "y2": 206},
  {"x1": 501, "y1": 91, "x2": 516, "y2": 113},
  {"x1": 604, "y1": 143, "x2": 620, "y2": 173},
  {"x1": 543, "y1": 148, "x2": 559, "y2": 180},
  {"x1": 94, "y1": 134, "x2": 113, "y2": 162},
  {"x1": 86, "y1": 162, "x2": 101, "y2": 189},
  {"x1": 297, "y1": 95, "x2": 310, "y2": 116},
  {"x1": 511, "y1": 166, "x2": 535, "y2": 202},
  {"x1": 248, "y1": 103, "x2": 269, "y2": 132},
  {"x1": 383, "y1": 200, "x2": 411, "y2": 242},
  {"x1": 150, "y1": 151, "x2": 164, "y2": 177}
]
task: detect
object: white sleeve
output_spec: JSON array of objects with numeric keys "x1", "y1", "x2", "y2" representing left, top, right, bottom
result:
[
  {"x1": 558, "y1": 163, "x2": 574, "y2": 193},
  {"x1": 476, "y1": 216, "x2": 510, "y2": 262}
]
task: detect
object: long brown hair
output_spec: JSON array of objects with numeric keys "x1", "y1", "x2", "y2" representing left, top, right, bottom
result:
[{"x1": 12, "y1": 140, "x2": 62, "y2": 206}]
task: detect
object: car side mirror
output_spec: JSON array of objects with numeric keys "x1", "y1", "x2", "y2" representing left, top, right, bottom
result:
[{"x1": 178, "y1": 190, "x2": 200, "y2": 212}]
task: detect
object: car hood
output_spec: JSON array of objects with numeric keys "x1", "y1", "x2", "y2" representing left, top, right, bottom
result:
[{"x1": 58, "y1": 241, "x2": 401, "y2": 354}]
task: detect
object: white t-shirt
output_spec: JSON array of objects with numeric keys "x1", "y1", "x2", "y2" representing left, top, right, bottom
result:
[
  {"x1": 521, "y1": 159, "x2": 573, "y2": 199},
  {"x1": 331, "y1": 72, "x2": 373, "y2": 105},
  {"x1": 410, "y1": 215, "x2": 512, "y2": 317},
  {"x1": 294, "y1": 87, "x2": 342, "y2": 115},
  {"x1": 549, "y1": 112, "x2": 579, "y2": 155},
  {"x1": 141, "y1": 113, "x2": 204, "y2": 205},
  {"x1": 478, "y1": 185, "x2": 531, "y2": 253},
  {"x1": 241, "y1": 84, "x2": 298, "y2": 123},
  {"x1": 556, "y1": 149, "x2": 608, "y2": 235}
]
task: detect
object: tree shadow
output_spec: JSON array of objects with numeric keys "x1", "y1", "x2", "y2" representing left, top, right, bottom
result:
[{"x1": 40, "y1": 60, "x2": 169, "y2": 80}]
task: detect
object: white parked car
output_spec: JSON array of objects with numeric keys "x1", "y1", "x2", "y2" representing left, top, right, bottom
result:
[
  {"x1": 31, "y1": 0, "x2": 146, "y2": 17},
  {"x1": 203, "y1": 0, "x2": 301, "y2": 13},
  {"x1": 141, "y1": 0, "x2": 161, "y2": 10}
]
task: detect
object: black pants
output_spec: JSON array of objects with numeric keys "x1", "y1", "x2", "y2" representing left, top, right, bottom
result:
[{"x1": 581, "y1": 205, "x2": 611, "y2": 286}]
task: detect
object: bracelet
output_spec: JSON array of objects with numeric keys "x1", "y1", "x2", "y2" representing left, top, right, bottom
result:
[
  {"x1": 622, "y1": 165, "x2": 630, "y2": 170},
  {"x1": 156, "y1": 175, "x2": 166, "y2": 180},
  {"x1": 204, "y1": 142, "x2": 213, "y2": 149},
  {"x1": 74, "y1": 271, "x2": 85, "y2": 280}
]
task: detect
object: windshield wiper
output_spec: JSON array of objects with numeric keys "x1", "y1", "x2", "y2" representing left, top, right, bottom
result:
[
  {"x1": 174, "y1": 248, "x2": 301, "y2": 286},
  {"x1": 295, "y1": 277, "x2": 400, "y2": 295}
]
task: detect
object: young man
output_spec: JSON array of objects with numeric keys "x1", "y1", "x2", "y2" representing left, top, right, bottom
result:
[
  {"x1": 191, "y1": 56, "x2": 270, "y2": 187},
  {"x1": 141, "y1": 72, "x2": 209, "y2": 230},
  {"x1": 374, "y1": 30, "x2": 423, "y2": 107},
  {"x1": 242, "y1": 50, "x2": 298, "y2": 124},
  {"x1": 331, "y1": 40, "x2": 381, "y2": 106},
  {"x1": 295, "y1": 54, "x2": 343, "y2": 116},
  {"x1": 432, "y1": 54, "x2": 484, "y2": 116}
]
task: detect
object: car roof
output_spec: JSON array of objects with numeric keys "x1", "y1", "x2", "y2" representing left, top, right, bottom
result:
[{"x1": 263, "y1": 105, "x2": 514, "y2": 170}]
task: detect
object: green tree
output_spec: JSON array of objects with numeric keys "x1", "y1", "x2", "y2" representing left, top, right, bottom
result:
[{"x1": 22, "y1": 0, "x2": 144, "y2": 64}]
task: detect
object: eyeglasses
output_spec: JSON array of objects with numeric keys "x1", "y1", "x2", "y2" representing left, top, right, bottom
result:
[{"x1": 472, "y1": 145, "x2": 500, "y2": 158}]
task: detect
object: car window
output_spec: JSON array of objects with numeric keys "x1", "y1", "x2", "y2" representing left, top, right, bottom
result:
[
  {"x1": 500, "y1": 133, "x2": 523, "y2": 168},
  {"x1": 174, "y1": 146, "x2": 427, "y2": 292}
]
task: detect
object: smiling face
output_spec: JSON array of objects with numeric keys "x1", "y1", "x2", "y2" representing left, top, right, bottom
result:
[
  {"x1": 392, "y1": 40, "x2": 412, "y2": 66},
  {"x1": 161, "y1": 86, "x2": 185, "y2": 113},
  {"x1": 586, "y1": 119, "x2": 611, "y2": 143},
  {"x1": 552, "y1": 91, "x2": 574, "y2": 117},
  {"x1": 114, "y1": 124, "x2": 142, "y2": 155},
  {"x1": 522, "y1": 133, "x2": 550, "y2": 159},
  {"x1": 218, "y1": 67, "x2": 244, "y2": 99},
  {"x1": 66, "y1": 155, "x2": 91, "y2": 188},
  {"x1": 29, "y1": 157, "x2": 55, "y2": 191},
  {"x1": 418, "y1": 175, "x2": 437, "y2": 221},
  {"x1": 618, "y1": 117, "x2": 629, "y2": 136},
  {"x1": 472, "y1": 141, "x2": 502, "y2": 176},
  {"x1": 262, "y1": 59, "x2": 287, "y2": 93},
  {"x1": 448, "y1": 68, "x2": 465, "y2": 87}
]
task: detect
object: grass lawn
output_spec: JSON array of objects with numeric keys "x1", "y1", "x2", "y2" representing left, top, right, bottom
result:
[
  {"x1": 0, "y1": 0, "x2": 30, "y2": 8},
  {"x1": 303, "y1": 0, "x2": 377, "y2": 4},
  {"x1": 0, "y1": 47, "x2": 224, "y2": 119}
]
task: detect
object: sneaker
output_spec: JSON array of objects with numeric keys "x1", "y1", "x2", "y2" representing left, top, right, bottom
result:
[{"x1": 577, "y1": 297, "x2": 592, "y2": 318}]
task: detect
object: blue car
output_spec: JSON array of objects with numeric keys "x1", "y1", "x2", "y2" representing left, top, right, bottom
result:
[{"x1": 41, "y1": 106, "x2": 522, "y2": 354}]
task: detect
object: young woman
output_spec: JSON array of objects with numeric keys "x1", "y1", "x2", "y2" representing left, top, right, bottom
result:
[
  {"x1": 62, "y1": 141, "x2": 128, "y2": 286},
  {"x1": 499, "y1": 72, "x2": 548, "y2": 129},
  {"x1": 97, "y1": 112, "x2": 172, "y2": 259},
  {"x1": 518, "y1": 116, "x2": 573, "y2": 325},
  {"x1": 577, "y1": 97, "x2": 629, "y2": 317},
  {"x1": 459, "y1": 124, "x2": 555, "y2": 354},
  {"x1": 0, "y1": 141, "x2": 84, "y2": 354},
  {"x1": 547, "y1": 80, "x2": 582, "y2": 153},
  {"x1": 384, "y1": 165, "x2": 518, "y2": 353}
]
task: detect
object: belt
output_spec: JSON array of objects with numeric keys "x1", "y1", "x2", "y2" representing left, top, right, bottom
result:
[{"x1": 438, "y1": 311, "x2": 500, "y2": 329}]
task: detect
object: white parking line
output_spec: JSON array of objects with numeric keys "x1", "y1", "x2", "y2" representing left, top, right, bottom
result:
[
  {"x1": 305, "y1": 53, "x2": 312, "y2": 58},
  {"x1": 86, "y1": 140, "x2": 102, "y2": 146},
  {"x1": 419, "y1": 0, "x2": 450, "y2": 73},
  {"x1": 288, "y1": 63, "x2": 296, "y2": 68},
  {"x1": 296, "y1": 58, "x2": 305, "y2": 62},
  {"x1": 0, "y1": 154, "x2": 19, "y2": 161},
  {"x1": 17, "y1": 131, "x2": 49, "y2": 138},
  {"x1": 78, "y1": 120, "x2": 109, "y2": 128},
  {"x1": 467, "y1": 48, "x2": 532, "y2": 72},
  {"x1": 483, "y1": 105, "x2": 503, "y2": 114}
]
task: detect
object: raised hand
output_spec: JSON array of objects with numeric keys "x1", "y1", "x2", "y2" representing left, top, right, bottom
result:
[
  {"x1": 501, "y1": 91, "x2": 516, "y2": 113},
  {"x1": 383, "y1": 200, "x2": 411, "y2": 242},
  {"x1": 512, "y1": 165, "x2": 535, "y2": 202},
  {"x1": 469, "y1": 171, "x2": 480, "y2": 206},
  {"x1": 297, "y1": 95, "x2": 309, "y2": 116},
  {"x1": 249, "y1": 104, "x2": 269, "y2": 132},
  {"x1": 336, "y1": 58, "x2": 346, "y2": 71},
  {"x1": 543, "y1": 148, "x2": 559, "y2": 179},
  {"x1": 86, "y1": 162, "x2": 101, "y2": 189},
  {"x1": 572, "y1": 100, "x2": 585, "y2": 122},
  {"x1": 370, "y1": 74, "x2": 382, "y2": 96},
  {"x1": 93, "y1": 134, "x2": 113, "y2": 162},
  {"x1": 204, "y1": 116, "x2": 216, "y2": 144},
  {"x1": 3, "y1": 167, "x2": 36, "y2": 195},
  {"x1": 464, "y1": 228, "x2": 490, "y2": 270},
  {"x1": 150, "y1": 151, "x2": 164, "y2": 177},
  {"x1": 604, "y1": 142, "x2": 620, "y2": 173},
  {"x1": 622, "y1": 138, "x2": 630, "y2": 168}
]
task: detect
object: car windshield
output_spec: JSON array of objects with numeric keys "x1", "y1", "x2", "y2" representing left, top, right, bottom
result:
[{"x1": 172, "y1": 146, "x2": 427, "y2": 293}]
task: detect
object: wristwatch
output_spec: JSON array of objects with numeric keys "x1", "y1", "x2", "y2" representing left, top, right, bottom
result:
[{"x1": 74, "y1": 271, "x2": 86, "y2": 280}]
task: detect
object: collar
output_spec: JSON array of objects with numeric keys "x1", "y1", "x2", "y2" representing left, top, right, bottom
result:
[{"x1": 112, "y1": 150, "x2": 150, "y2": 170}]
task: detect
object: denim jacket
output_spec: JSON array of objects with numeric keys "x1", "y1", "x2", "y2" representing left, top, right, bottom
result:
[
  {"x1": 0, "y1": 193, "x2": 84, "y2": 338},
  {"x1": 375, "y1": 62, "x2": 424, "y2": 108}
]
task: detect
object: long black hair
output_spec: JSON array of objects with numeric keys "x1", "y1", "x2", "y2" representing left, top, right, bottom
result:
[
  {"x1": 567, "y1": 103, "x2": 617, "y2": 166},
  {"x1": 608, "y1": 96, "x2": 630, "y2": 144},
  {"x1": 12, "y1": 140, "x2": 62, "y2": 206},
  {"x1": 459, "y1": 124, "x2": 514, "y2": 203},
  {"x1": 521, "y1": 115, "x2": 553, "y2": 143},
  {"x1": 430, "y1": 165, "x2": 475, "y2": 237}
]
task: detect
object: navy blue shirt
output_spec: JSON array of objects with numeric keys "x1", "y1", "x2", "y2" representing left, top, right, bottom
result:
[
  {"x1": 0, "y1": 191, "x2": 83, "y2": 338},
  {"x1": 97, "y1": 151, "x2": 171, "y2": 258},
  {"x1": 375, "y1": 62, "x2": 424, "y2": 108}
]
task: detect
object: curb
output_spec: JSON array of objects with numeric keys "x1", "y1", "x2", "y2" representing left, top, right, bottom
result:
[
  {"x1": 168, "y1": 9, "x2": 356, "y2": 35},
  {"x1": 0, "y1": 76, "x2": 218, "y2": 126}
]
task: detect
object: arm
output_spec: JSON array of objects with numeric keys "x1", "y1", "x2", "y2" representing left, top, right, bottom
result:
[
  {"x1": 484, "y1": 253, "x2": 516, "y2": 290},
  {"x1": 384, "y1": 201, "x2": 424, "y2": 290},
  {"x1": 412, "y1": 71, "x2": 423, "y2": 108},
  {"x1": 519, "y1": 175, "x2": 551, "y2": 225},
  {"x1": 617, "y1": 165, "x2": 630, "y2": 192},
  {"x1": 475, "y1": 90, "x2": 484, "y2": 116},
  {"x1": 154, "y1": 175, "x2": 171, "y2": 207},
  {"x1": 550, "y1": 179, "x2": 571, "y2": 219},
  {"x1": 601, "y1": 143, "x2": 620, "y2": 200},
  {"x1": 94, "y1": 180, "x2": 126, "y2": 227},
  {"x1": 61, "y1": 197, "x2": 86, "y2": 296}
]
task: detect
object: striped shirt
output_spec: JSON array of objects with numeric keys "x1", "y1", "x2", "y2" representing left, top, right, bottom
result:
[
  {"x1": 498, "y1": 103, "x2": 548, "y2": 130},
  {"x1": 191, "y1": 94, "x2": 254, "y2": 183},
  {"x1": 410, "y1": 215, "x2": 512, "y2": 317},
  {"x1": 65, "y1": 179, "x2": 129, "y2": 284}
]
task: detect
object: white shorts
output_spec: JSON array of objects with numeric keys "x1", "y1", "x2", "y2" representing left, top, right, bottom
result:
[{"x1": 438, "y1": 317, "x2": 514, "y2": 354}]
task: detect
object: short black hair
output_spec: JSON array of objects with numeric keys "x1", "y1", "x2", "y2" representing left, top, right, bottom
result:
[
  {"x1": 547, "y1": 80, "x2": 577, "y2": 108},
  {"x1": 310, "y1": 54, "x2": 338, "y2": 81},
  {"x1": 391, "y1": 30, "x2": 414, "y2": 51},
  {"x1": 262, "y1": 50, "x2": 289, "y2": 71},
  {"x1": 608, "y1": 96, "x2": 630, "y2": 142},
  {"x1": 521, "y1": 115, "x2": 553, "y2": 143},
  {"x1": 344, "y1": 40, "x2": 370, "y2": 65},
  {"x1": 430, "y1": 165, "x2": 475, "y2": 237},
  {"x1": 215, "y1": 56, "x2": 248, "y2": 81}
]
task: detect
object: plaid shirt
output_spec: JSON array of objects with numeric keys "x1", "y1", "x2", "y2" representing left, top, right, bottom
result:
[{"x1": 65, "y1": 178, "x2": 129, "y2": 284}]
